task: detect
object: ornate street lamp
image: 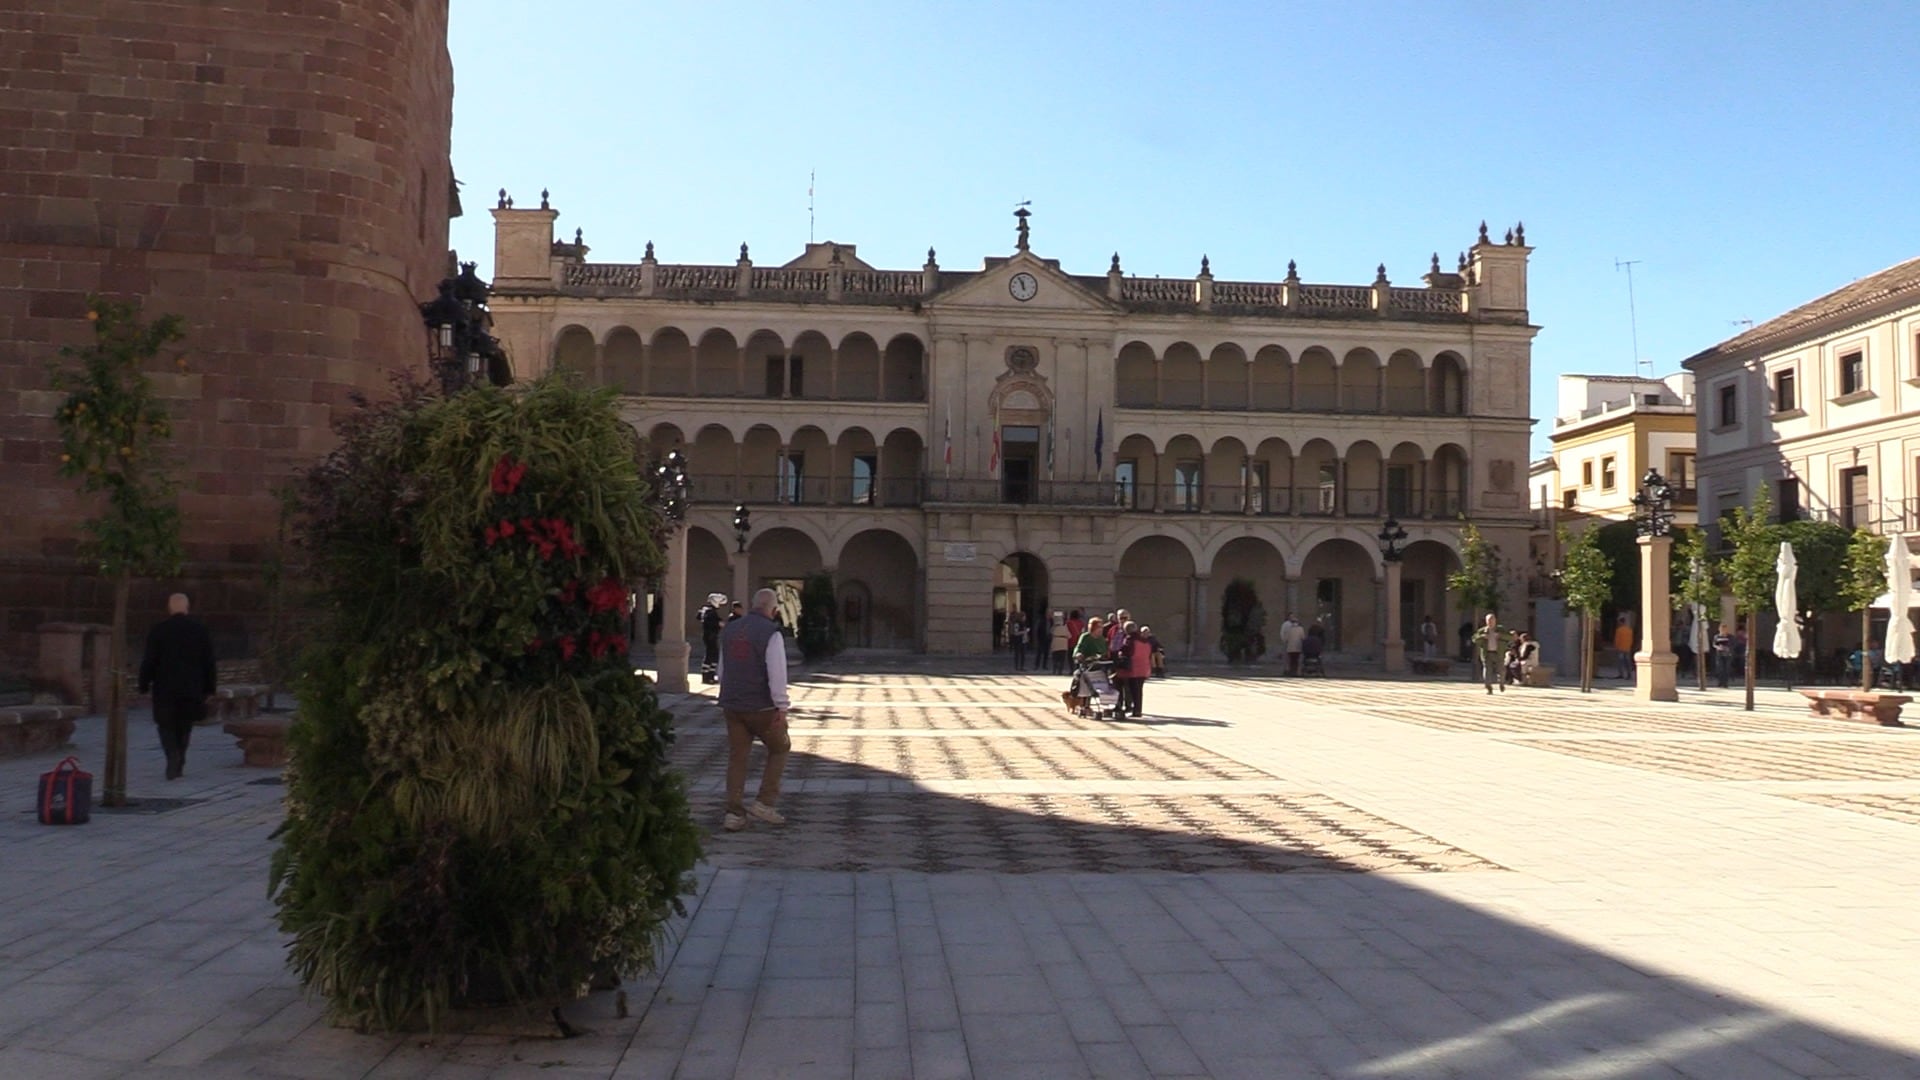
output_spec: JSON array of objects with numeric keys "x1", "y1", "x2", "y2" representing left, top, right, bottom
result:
[
  {"x1": 1631, "y1": 468, "x2": 1676, "y2": 538},
  {"x1": 652, "y1": 449, "x2": 693, "y2": 692},
  {"x1": 1376, "y1": 517, "x2": 1410, "y2": 672},
  {"x1": 419, "y1": 261, "x2": 511, "y2": 394},
  {"x1": 1376, "y1": 517, "x2": 1409, "y2": 563},
  {"x1": 654, "y1": 450, "x2": 689, "y2": 525},
  {"x1": 732, "y1": 503, "x2": 752, "y2": 553}
]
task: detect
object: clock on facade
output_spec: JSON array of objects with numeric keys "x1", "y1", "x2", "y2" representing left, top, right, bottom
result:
[{"x1": 1008, "y1": 272, "x2": 1038, "y2": 301}]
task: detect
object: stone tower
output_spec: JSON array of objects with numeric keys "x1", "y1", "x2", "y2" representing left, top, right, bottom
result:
[{"x1": 0, "y1": 1, "x2": 455, "y2": 664}]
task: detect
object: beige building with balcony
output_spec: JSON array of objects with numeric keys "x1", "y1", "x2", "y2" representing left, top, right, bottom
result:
[
  {"x1": 1686, "y1": 257, "x2": 1920, "y2": 537},
  {"x1": 487, "y1": 196, "x2": 1539, "y2": 658}
]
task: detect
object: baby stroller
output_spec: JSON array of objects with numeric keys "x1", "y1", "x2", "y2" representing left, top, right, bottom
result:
[{"x1": 1065, "y1": 659, "x2": 1121, "y2": 719}]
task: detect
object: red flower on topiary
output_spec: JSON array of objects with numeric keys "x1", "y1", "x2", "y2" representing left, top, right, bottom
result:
[
  {"x1": 497, "y1": 518, "x2": 516, "y2": 539},
  {"x1": 526, "y1": 637, "x2": 544, "y2": 654},
  {"x1": 557, "y1": 635, "x2": 577, "y2": 661},
  {"x1": 490, "y1": 455, "x2": 527, "y2": 495},
  {"x1": 484, "y1": 523, "x2": 501, "y2": 547},
  {"x1": 586, "y1": 577, "x2": 625, "y2": 614},
  {"x1": 559, "y1": 579, "x2": 581, "y2": 605}
]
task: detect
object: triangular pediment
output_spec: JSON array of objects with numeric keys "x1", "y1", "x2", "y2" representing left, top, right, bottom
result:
[{"x1": 929, "y1": 252, "x2": 1116, "y2": 313}]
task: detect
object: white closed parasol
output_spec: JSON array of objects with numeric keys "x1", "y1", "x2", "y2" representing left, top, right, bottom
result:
[
  {"x1": 1887, "y1": 533, "x2": 1916, "y2": 665},
  {"x1": 1772, "y1": 542, "x2": 1801, "y2": 659}
]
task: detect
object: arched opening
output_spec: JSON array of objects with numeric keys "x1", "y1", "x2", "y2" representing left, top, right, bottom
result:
[
  {"x1": 1250, "y1": 345, "x2": 1291, "y2": 411},
  {"x1": 994, "y1": 552, "x2": 1049, "y2": 654},
  {"x1": 879, "y1": 428, "x2": 924, "y2": 506},
  {"x1": 1161, "y1": 342, "x2": 1203, "y2": 409},
  {"x1": 882, "y1": 334, "x2": 926, "y2": 402},
  {"x1": 786, "y1": 331, "x2": 831, "y2": 401},
  {"x1": 1206, "y1": 436, "x2": 1248, "y2": 513},
  {"x1": 1431, "y1": 443, "x2": 1469, "y2": 517},
  {"x1": 1385, "y1": 441, "x2": 1427, "y2": 519},
  {"x1": 644, "y1": 422, "x2": 685, "y2": 462},
  {"x1": 1385, "y1": 349, "x2": 1425, "y2": 413},
  {"x1": 1251, "y1": 436, "x2": 1292, "y2": 515},
  {"x1": 834, "y1": 426, "x2": 879, "y2": 506},
  {"x1": 1299, "y1": 537, "x2": 1377, "y2": 654},
  {"x1": 1160, "y1": 434, "x2": 1204, "y2": 512},
  {"x1": 740, "y1": 424, "x2": 782, "y2": 502},
  {"x1": 679, "y1": 525, "x2": 733, "y2": 644},
  {"x1": 604, "y1": 327, "x2": 644, "y2": 395},
  {"x1": 1401, "y1": 539, "x2": 1463, "y2": 659},
  {"x1": 1340, "y1": 348, "x2": 1381, "y2": 412},
  {"x1": 694, "y1": 328, "x2": 739, "y2": 397},
  {"x1": 748, "y1": 526, "x2": 825, "y2": 632},
  {"x1": 1116, "y1": 536, "x2": 1196, "y2": 655},
  {"x1": 1208, "y1": 536, "x2": 1286, "y2": 661},
  {"x1": 1206, "y1": 344, "x2": 1248, "y2": 409},
  {"x1": 744, "y1": 329, "x2": 787, "y2": 399},
  {"x1": 552, "y1": 325, "x2": 595, "y2": 383},
  {"x1": 1344, "y1": 440, "x2": 1383, "y2": 517},
  {"x1": 1116, "y1": 342, "x2": 1156, "y2": 407},
  {"x1": 647, "y1": 327, "x2": 692, "y2": 396},
  {"x1": 787, "y1": 425, "x2": 831, "y2": 504},
  {"x1": 1296, "y1": 438, "x2": 1340, "y2": 517},
  {"x1": 837, "y1": 332, "x2": 880, "y2": 400},
  {"x1": 837, "y1": 530, "x2": 919, "y2": 650},
  {"x1": 1433, "y1": 352, "x2": 1467, "y2": 415},
  {"x1": 1296, "y1": 347, "x2": 1337, "y2": 412},
  {"x1": 1114, "y1": 434, "x2": 1158, "y2": 509},
  {"x1": 688, "y1": 424, "x2": 738, "y2": 504}
]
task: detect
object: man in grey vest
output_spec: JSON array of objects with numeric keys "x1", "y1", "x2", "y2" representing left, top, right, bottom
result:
[{"x1": 716, "y1": 587, "x2": 792, "y2": 831}]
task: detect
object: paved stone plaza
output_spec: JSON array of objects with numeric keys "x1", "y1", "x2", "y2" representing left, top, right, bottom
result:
[{"x1": 4, "y1": 668, "x2": 1920, "y2": 1078}]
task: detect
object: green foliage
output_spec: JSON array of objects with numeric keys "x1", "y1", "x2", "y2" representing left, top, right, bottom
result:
[
  {"x1": 1447, "y1": 520, "x2": 1504, "y2": 617},
  {"x1": 1591, "y1": 520, "x2": 1643, "y2": 614},
  {"x1": 798, "y1": 571, "x2": 840, "y2": 660},
  {"x1": 1671, "y1": 527, "x2": 1718, "y2": 614},
  {"x1": 1774, "y1": 520, "x2": 1851, "y2": 609},
  {"x1": 1838, "y1": 528, "x2": 1888, "y2": 614},
  {"x1": 1721, "y1": 488, "x2": 1777, "y2": 617},
  {"x1": 50, "y1": 297, "x2": 185, "y2": 577},
  {"x1": 1218, "y1": 578, "x2": 1266, "y2": 662},
  {"x1": 270, "y1": 374, "x2": 700, "y2": 1032},
  {"x1": 1557, "y1": 525, "x2": 1612, "y2": 616}
]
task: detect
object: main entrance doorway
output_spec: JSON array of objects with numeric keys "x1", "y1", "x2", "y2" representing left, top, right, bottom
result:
[
  {"x1": 992, "y1": 552, "x2": 1049, "y2": 650},
  {"x1": 1001, "y1": 425, "x2": 1039, "y2": 503}
]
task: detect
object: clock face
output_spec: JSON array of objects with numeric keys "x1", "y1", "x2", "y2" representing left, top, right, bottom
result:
[{"x1": 1008, "y1": 272, "x2": 1038, "y2": 301}]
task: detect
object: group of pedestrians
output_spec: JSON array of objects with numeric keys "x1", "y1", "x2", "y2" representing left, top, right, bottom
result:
[
  {"x1": 1059, "y1": 607, "x2": 1163, "y2": 719},
  {"x1": 1273, "y1": 613, "x2": 1328, "y2": 676}
]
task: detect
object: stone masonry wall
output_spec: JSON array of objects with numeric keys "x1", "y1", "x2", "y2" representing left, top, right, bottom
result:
[{"x1": 0, "y1": 0, "x2": 454, "y2": 667}]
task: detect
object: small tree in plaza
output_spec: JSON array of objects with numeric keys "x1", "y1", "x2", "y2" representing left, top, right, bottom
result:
[
  {"x1": 271, "y1": 375, "x2": 699, "y2": 1031},
  {"x1": 1720, "y1": 488, "x2": 1776, "y2": 711},
  {"x1": 1838, "y1": 528, "x2": 1889, "y2": 692},
  {"x1": 50, "y1": 297, "x2": 186, "y2": 806},
  {"x1": 1448, "y1": 520, "x2": 1505, "y2": 677},
  {"x1": 1671, "y1": 526, "x2": 1720, "y2": 692},
  {"x1": 1557, "y1": 525, "x2": 1612, "y2": 693},
  {"x1": 1218, "y1": 578, "x2": 1267, "y2": 663}
]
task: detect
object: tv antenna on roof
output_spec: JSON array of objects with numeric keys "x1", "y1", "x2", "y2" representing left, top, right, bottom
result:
[
  {"x1": 808, "y1": 169, "x2": 815, "y2": 244},
  {"x1": 1615, "y1": 258, "x2": 1650, "y2": 375}
]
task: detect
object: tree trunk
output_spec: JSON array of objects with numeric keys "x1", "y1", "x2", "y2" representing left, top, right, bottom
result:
[
  {"x1": 1580, "y1": 610, "x2": 1593, "y2": 693},
  {"x1": 104, "y1": 570, "x2": 130, "y2": 806},
  {"x1": 1696, "y1": 608, "x2": 1708, "y2": 692},
  {"x1": 1744, "y1": 621, "x2": 1757, "y2": 711}
]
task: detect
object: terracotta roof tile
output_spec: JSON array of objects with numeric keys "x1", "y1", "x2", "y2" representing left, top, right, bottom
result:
[{"x1": 1684, "y1": 256, "x2": 1920, "y2": 366}]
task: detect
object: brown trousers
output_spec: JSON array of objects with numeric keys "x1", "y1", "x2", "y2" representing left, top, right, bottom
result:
[{"x1": 723, "y1": 707, "x2": 790, "y2": 815}]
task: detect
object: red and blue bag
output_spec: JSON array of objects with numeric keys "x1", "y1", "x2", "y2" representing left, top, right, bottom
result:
[{"x1": 38, "y1": 756, "x2": 92, "y2": 825}]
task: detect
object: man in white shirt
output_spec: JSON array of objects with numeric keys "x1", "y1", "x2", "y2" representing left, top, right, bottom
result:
[
  {"x1": 716, "y1": 588, "x2": 792, "y2": 832},
  {"x1": 1279, "y1": 614, "x2": 1307, "y2": 676}
]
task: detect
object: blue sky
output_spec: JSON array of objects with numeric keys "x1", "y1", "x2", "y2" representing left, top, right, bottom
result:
[{"x1": 449, "y1": 1, "x2": 1920, "y2": 458}]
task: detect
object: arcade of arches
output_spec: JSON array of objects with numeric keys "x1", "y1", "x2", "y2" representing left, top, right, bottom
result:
[
  {"x1": 675, "y1": 524, "x2": 922, "y2": 652},
  {"x1": 554, "y1": 325, "x2": 927, "y2": 403}
]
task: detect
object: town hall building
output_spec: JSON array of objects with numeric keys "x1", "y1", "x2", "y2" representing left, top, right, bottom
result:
[{"x1": 486, "y1": 196, "x2": 1538, "y2": 660}]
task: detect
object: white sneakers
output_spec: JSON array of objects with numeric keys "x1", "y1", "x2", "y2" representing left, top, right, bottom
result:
[{"x1": 723, "y1": 801, "x2": 786, "y2": 831}]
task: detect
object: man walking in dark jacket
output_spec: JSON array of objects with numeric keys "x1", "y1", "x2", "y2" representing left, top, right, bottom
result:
[
  {"x1": 716, "y1": 588, "x2": 792, "y2": 832},
  {"x1": 138, "y1": 593, "x2": 216, "y2": 780}
]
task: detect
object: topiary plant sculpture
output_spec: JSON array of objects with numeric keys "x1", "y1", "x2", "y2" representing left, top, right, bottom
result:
[{"x1": 270, "y1": 375, "x2": 700, "y2": 1031}]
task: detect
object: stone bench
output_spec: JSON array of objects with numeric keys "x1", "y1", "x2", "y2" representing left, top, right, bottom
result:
[
  {"x1": 200, "y1": 684, "x2": 271, "y2": 727},
  {"x1": 223, "y1": 715, "x2": 294, "y2": 767},
  {"x1": 1409, "y1": 657, "x2": 1453, "y2": 676},
  {"x1": 0, "y1": 704, "x2": 82, "y2": 758},
  {"x1": 1797, "y1": 688, "x2": 1911, "y2": 727}
]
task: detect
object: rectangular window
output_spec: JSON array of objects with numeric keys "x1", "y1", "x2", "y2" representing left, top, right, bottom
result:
[
  {"x1": 1386, "y1": 465, "x2": 1414, "y2": 518},
  {"x1": 1840, "y1": 350, "x2": 1865, "y2": 396},
  {"x1": 851, "y1": 454, "x2": 876, "y2": 506},
  {"x1": 1776, "y1": 478, "x2": 1800, "y2": 522},
  {"x1": 1317, "y1": 462, "x2": 1339, "y2": 513},
  {"x1": 1666, "y1": 452, "x2": 1694, "y2": 491},
  {"x1": 1561, "y1": 489, "x2": 1577, "y2": 510},
  {"x1": 1841, "y1": 467, "x2": 1870, "y2": 530},
  {"x1": 1717, "y1": 384, "x2": 1738, "y2": 428},
  {"x1": 1773, "y1": 369, "x2": 1797, "y2": 412},
  {"x1": 1243, "y1": 460, "x2": 1269, "y2": 514},
  {"x1": 765, "y1": 356, "x2": 785, "y2": 397},
  {"x1": 1600, "y1": 456, "x2": 1617, "y2": 491},
  {"x1": 779, "y1": 452, "x2": 804, "y2": 504},
  {"x1": 1581, "y1": 460, "x2": 1594, "y2": 487},
  {"x1": 1174, "y1": 461, "x2": 1203, "y2": 511},
  {"x1": 788, "y1": 355, "x2": 805, "y2": 398},
  {"x1": 1114, "y1": 459, "x2": 1137, "y2": 509}
]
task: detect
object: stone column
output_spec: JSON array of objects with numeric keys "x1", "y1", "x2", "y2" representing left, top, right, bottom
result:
[
  {"x1": 1635, "y1": 534, "x2": 1678, "y2": 702},
  {"x1": 732, "y1": 548, "x2": 751, "y2": 610},
  {"x1": 1383, "y1": 560, "x2": 1406, "y2": 673},
  {"x1": 654, "y1": 524, "x2": 691, "y2": 694},
  {"x1": 1189, "y1": 573, "x2": 1209, "y2": 661}
]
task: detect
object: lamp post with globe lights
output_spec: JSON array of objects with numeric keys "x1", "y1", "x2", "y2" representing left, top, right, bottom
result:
[
  {"x1": 652, "y1": 451, "x2": 692, "y2": 693},
  {"x1": 1377, "y1": 517, "x2": 1409, "y2": 673},
  {"x1": 1631, "y1": 468, "x2": 1679, "y2": 701},
  {"x1": 731, "y1": 503, "x2": 753, "y2": 610}
]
